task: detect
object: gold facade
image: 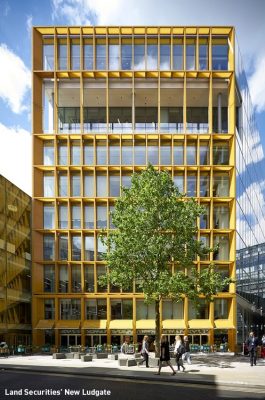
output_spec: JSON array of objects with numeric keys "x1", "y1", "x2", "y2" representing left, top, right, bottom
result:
[
  {"x1": 0, "y1": 175, "x2": 31, "y2": 346},
  {"x1": 32, "y1": 26, "x2": 236, "y2": 350}
]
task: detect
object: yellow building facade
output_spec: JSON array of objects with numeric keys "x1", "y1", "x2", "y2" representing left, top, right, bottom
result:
[{"x1": 32, "y1": 26, "x2": 236, "y2": 351}]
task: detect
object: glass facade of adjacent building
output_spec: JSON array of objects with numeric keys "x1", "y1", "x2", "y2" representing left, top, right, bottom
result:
[
  {"x1": 32, "y1": 26, "x2": 237, "y2": 350},
  {"x1": 0, "y1": 175, "x2": 31, "y2": 346}
]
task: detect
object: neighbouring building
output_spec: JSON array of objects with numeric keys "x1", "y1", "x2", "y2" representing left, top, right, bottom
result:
[
  {"x1": 33, "y1": 25, "x2": 259, "y2": 352},
  {"x1": 0, "y1": 175, "x2": 31, "y2": 346}
]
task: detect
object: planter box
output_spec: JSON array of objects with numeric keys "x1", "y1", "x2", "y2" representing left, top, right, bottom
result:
[
  {"x1": 53, "y1": 353, "x2": 66, "y2": 359},
  {"x1": 126, "y1": 359, "x2": 137, "y2": 367},
  {"x1": 93, "y1": 352, "x2": 108, "y2": 359},
  {"x1": 149, "y1": 357, "x2": 159, "y2": 367},
  {"x1": 65, "y1": 353, "x2": 74, "y2": 359},
  {"x1": 118, "y1": 358, "x2": 128, "y2": 366},
  {"x1": 81, "y1": 355, "x2": 93, "y2": 362},
  {"x1": 108, "y1": 354, "x2": 118, "y2": 360}
]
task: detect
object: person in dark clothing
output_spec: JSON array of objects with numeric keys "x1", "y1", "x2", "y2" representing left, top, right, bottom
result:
[
  {"x1": 155, "y1": 335, "x2": 176, "y2": 375},
  {"x1": 138, "y1": 336, "x2": 150, "y2": 368},
  {"x1": 182, "y1": 335, "x2": 191, "y2": 365},
  {"x1": 246, "y1": 331, "x2": 259, "y2": 366}
]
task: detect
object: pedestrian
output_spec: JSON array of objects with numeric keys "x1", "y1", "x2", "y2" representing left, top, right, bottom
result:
[
  {"x1": 182, "y1": 335, "x2": 192, "y2": 365},
  {"x1": 155, "y1": 335, "x2": 176, "y2": 376},
  {"x1": 174, "y1": 335, "x2": 185, "y2": 371},
  {"x1": 120, "y1": 340, "x2": 128, "y2": 355},
  {"x1": 138, "y1": 336, "x2": 149, "y2": 368},
  {"x1": 246, "y1": 331, "x2": 259, "y2": 366},
  {"x1": 261, "y1": 333, "x2": 265, "y2": 359}
]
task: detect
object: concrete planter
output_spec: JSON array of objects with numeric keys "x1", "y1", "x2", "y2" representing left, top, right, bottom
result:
[
  {"x1": 81, "y1": 355, "x2": 93, "y2": 362},
  {"x1": 149, "y1": 357, "x2": 159, "y2": 367},
  {"x1": 108, "y1": 354, "x2": 118, "y2": 360},
  {"x1": 93, "y1": 352, "x2": 108, "y2": 359},
  {"x1": 126, "y1": 359, "x2": 137, "y2": 367},
  {"x1": 53, "y1": 353, "x2": 66, "y2": 359},
  {"x1": 118, "y1": 358, "x2": 128, "y2": 366}
]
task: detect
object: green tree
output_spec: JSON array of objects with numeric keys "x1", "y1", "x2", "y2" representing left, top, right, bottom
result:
[{"x1": 99, "y1": 165, "x2": 231, "y2": 356}]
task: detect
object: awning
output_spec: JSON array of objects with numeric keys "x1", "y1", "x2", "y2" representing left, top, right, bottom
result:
[
  {"x1": 82, "y1": 320, "x2": 107, "y2": 330},
  {"x1": 188, "y1": 320, "x2": 213, "y2": 329},
  {"x1": 214, "y1": 320, "x2": 236, "y2": 329},
  {"x1": 109, "y1": 320, "x2": 133, "y2": 330},
  {"x1": 35, "y1": 320, "x2": 55, "y2": 330},
  {"x1": 162, "y1": 320, "x2": 186, "y2": 329},
  {"x1": 136, "y1": 320, "x2": 155, "y2": 330},
  {"x1": 55, "y1": 320, "x2": 81, "y2": 329}
]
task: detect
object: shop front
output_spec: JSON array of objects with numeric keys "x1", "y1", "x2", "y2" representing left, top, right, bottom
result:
[
  {"x1": 109, "y1": 320, "x2": 133, "y2": 346},
  {"x1": 55, "y1": 320, "x2": 81, "y2": 348},
  {"x1": 162, "y1": 320, "x2": 186, "y2": 344},
  {"x1": 82, "y1": 320, "x2": 107, "y2": 347}
]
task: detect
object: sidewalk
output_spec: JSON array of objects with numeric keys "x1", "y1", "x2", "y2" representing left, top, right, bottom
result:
[{"x1": 1, "y1": 354, "x2": 265, "y2": 389}]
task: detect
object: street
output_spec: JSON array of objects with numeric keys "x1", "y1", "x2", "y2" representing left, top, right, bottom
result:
[{"x1": 0, "y1": 370, "x2": 264, "y2": 400}]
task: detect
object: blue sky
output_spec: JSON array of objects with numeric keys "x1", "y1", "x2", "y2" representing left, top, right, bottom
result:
[{"x1": 0, "y1": 0, "x2": 265, "y2": 195}]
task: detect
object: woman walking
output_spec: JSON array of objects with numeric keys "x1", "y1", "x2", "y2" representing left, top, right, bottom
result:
[
  {"x1": 155, "y1": 335, "x2": 176, "y2": 375},
  {"x1": 138, "y1": 336, "x2": 150, "y2": 368},
  {"x1": 174, "y1": 335, "x2": 185, "y2": 371}
]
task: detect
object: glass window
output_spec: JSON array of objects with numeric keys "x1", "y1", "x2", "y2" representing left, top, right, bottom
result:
[
  {"x1": 174, "y1": 174, "x2": 184, "y2": 193},
  {"x1": 96, "y1": 44, "x2": 106, "y2": 70},
  {"x1": 160, "y1": 42, "x2": 170, "y2": 70},
  {"x1": 71, "y1": 141, "x2": 81, "y2": 165},
  {"x1": 109, "y1": 143, "x2": 120, "y2": 165},
  {"x1": 214, "y1": 299, "x2": 229, "y2": 319},
  {"x1": 109, "y1": 44, "x2": 119, "y2": 70},
  {"x1": 84, "y1": 173, "x2": 94, "y2": 197},
  {"x1": 147, "y1": 141, "x2": 158, "y2": 165},
  {"x1": 109, "y1": 175, "x2": 120, "y2": 197},
  {"x1": 59, "y1": 204, "x2": 68, "y2": 229},
  {"x1": 160, "y1": 142, "x2": 171, "y2": 165},
  {"x1": 84, "y1": 43, "x2": 93, "y2": 70},
  {"x1": 43, "y1": 44, "x2": 54, "y2": 70},
  {"x1": 200, "y1": 174, "x2": 210, "y2": 197},
  {"x1": 187, "y1": 174, "x2": 197, "y2": 197},
  {"x1": 84, "y1": 204, "x2": 94, "y2": 229},
  {"x1": 200, "y1": 204, "x2": 210, "y2": 229},
  {"x1": 43, "y1": 235, "x2": 55, "y2": 260},
  {"x1": 97, "y1": 265, "x2": 107, "y2": 292},
  {"x1": 212, "y1": 39, "x2": 228, "y2": 70},
  {"x1": 44, "y1": 299, "x2": 55, "y2": 319},
  {"x1": 162, "y1": 300, "x2": 183, "y2": 319},
  {"x1": 121, "y1": 141, "x2": 133, "y2": 165},
  {"x1": 60, "y1": 299, "x2": 81, "y2": 320},
  {"x1": 72, "y1": 235, "x2": 81, "y2": 261},
  {"x1": 199, "y1": 40, "x2": 208, "y2": 70},
  {"x1": 109, "y1": 204, "x2": 115, "y2": 228},
  {"x1": 71, "y1": 264, "x2": 81, "y2": 292},
  {"x1": 134, "y1": 142, "x2": 146, "y2": 165},
  {"x1": 186, "y1": 143, "x2": 197, "y2": 165},
  {"x1": 214, "y1": 235, "x2": 230, "y2": 260},
  {"x1": 86, "y1": 299, "x2": 107, "y2": 319},
  {"x1": 71, "y1": 43, "x2": 80, "y2": 70},
  {"x1": 71, "y1": 204, "x2": 81, "y2": 229},
  {"x1": 213, "y1": 206, "x2": 229, "y2": 229},
  {"x1": 213, "y1": 174, "x2": 229, "y2": 197},
  {"x1": 71, "y1": 174, "x2": 81, "y2": 197},
  {"x1": 84, "y1": 141, "x2": 94, "y2": 165},
  {"x1": 58, "y1": 173, "x2": 68, "y2": 197},
  {"x1": 147, "y1": 41, "x2": 158, "y2": 69},
  {"x1": 200, "y1": 143, "x2": 209, "y2": 165},
  {"x1": 173, "y1": 41, "x2": 183, "y2": 70},
  {"x1": 186, "y1": 40, "x2": 196, "y2": 70},
  {"x1": 174, "y1": 142, "x2": 184, "y2": 165},
  {"x1": 43, "y1": 141, "x2": 54, "y2": 165},
  {"x1": 84, "y1": 266, "x2": 94, "y2": 293},
  {"x1": 44, "y1": 265, "x2": 55, "y2": 292},
  {"x1": 96, "y1": 175, "x2": 107, "y2": 197},
  {"x1": 58, "y1": 141, "x2": 68, "y2": 165},
  {"x1": 97, "y1": 205, "x2": 107, "y2": 228},
  {"x1": 188, "y1": 300, "x2": 209, "y2": 319},
  {"x1": 96, "y1": 142, "x2": 107, "y2": 165},
  {"x1": 136, "y1": 300, "x2": 155, "y2": 319},
  {"x1": 134, "y1": 42, "x2": 145, "y2": 70},
  {"x1": 84, "y1": 235, "x2": 94, "y2": 261},
  {"x1": 200, "y1": 235, "x2": 210, "y2": 260},
  {"x1": 58, "y1": 42, "x2": 67, "y2": 70},
  {"x1": 111, "y1": 299, "x2": 133, "y2": 319},
  {"x1": 43, "y1": 173, "x2": 54, "y2": 197},
  {"x1": 97, "y1": 236, "x2": 107, "y2": 261},
  {"x1": 43, "y1": 203, "x2": 55, "y2": 229},
  {"x1": 121, "y1": 43, "x2": 132, "y2": 70},
  {"x1": 59, "y1": 265, "x2": 68, "y2": 293},
  {"x1": 58, "y1": 234, "x2": 68, "y2": 260},
  {"x1": 213, "y1": 142, "x2": 229, "y2": 165}
]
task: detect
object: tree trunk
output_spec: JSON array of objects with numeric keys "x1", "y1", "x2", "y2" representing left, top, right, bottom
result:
[{"x1": 155, "y1": 299, "x2": 161, "y2": 358}]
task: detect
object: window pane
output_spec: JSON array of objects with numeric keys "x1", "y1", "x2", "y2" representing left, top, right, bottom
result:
[
  {"x1": 213, "y1": 206, "x2": 229, "y2": 229},
  {"x1": 84, "y1": 204, "x2": 94, "y2": 229},
  {"x1": 97, "y1": 175, "x2": 107, "y2": 197},
  {"x1": 109, "y1": 44, "x2": 119, "y2": 70},
  {"x1": 134, "y1": 44, "x2": 145, "y2": 70},
  {"x1": 72, "y1": 235, "x2": 81, "y2": 261},
  {"x1": 84, "y1": 141, "x2": 94, "y2": 165},
  {"x1": 60, "y1": 299, "x2": 81, "y2": 320},
  {"x1": 43, "y1": 44, "x2": 54, "y2": 70},
  {"x1": 109, "y1": 175, "x2": 120, "y2": 197},
  {"x1": 43, "y1": 235, "x2": 55, "y2": 260},
  {"x1": 147, "y1": 143, "x2": 158, "y2": 165},
  {"x1": 174, "y1": 142, "x2": 184, "y2": 165},
  {"x1": 43, "y1": 203, "x2": 55, "y2": 229},
  {"x1": 97, "y1": 265, "x2": 107, "y2": 292},
  {"x1": 109, "y1": 144, "x2": 120, "y2": 165},
  {"x1": 134, "y1": 143, "x2": 146, "y2": 165},
  {"x1": 186, "y1": 43, "x2": 195, "y2": 70},
  {"x1": 44, "y1": 265, "x2": 55, "y2": 292},
  {"x1": 213, "y1": 143, "x2": 229, "y2": 165},
  {"x1": 84, "y1": 235, "x2": 94, "y2": 261},
  {"x1": 71, "y1": 141, "x2": 81, "y2": 165},
  {"x1": 97, "y1": 236, "x2": 107, "y2": 261},
  {"x1": 187, "y1": 174, "x2": 197, "y2": 197},
  {"x1": 121, "y1": 44, "x2": 132, "y2": 70},
  {"x1": 43, "y1": 173, "x2": 54, "y2": 197},
  {"x1": 96, "y1": 44, "x2": 106, "y2": 70},
  {"x1": 59, "y1": 265, "x2": 68, "y2": 293},
  {"x1": 122, "y1": 142, "x2": 133, "y2": 165},
  {"x1": 147, "y1": 43, "x2": 158, "y2": 69},
  {"x1": 71, "y1": 43, "x2": 80, "y2": 70},
  {"x1": 186, "y1": 144, "x2": 197, "y2": 165},
  {"x1": 160, "y1": 143, "x2": 171, "y2": 165},
  {"x1": 200, "y1": 174, "x2": 210, "y2": 197},
  {"x1": 84, "y1": 266, "x2": 94, "y2": 292},
  {"x1": 200, "y1": 205, "x2": 210, "y2": 229},
  {"x1": 96, "y1": 143, "x2": 107, "y2": 165},
  {"x1": 71, "y1": 174, "x2": 81, "y2": 197},
  {"x1": 97, "y1": 205, "x2": 107, "y2": 228},
  {"x1": 174, "y1": 174, "x2": 184, "y2": 193},
  {"x1": 58, "y1": 174, "x2": 68, "y2": 197},
  {"x1": 111, "y1": 300, "x2": 122, "y2": 319},
  {"x1": 44, "y1": 299, "x2": 55, "y2": 319},
  {"x1": 71, "y1": 204, "x2": 81, "y2": 228},
  {"x1": 58, "y1": 142, "x2": 68, "y2": 165},
  {"x1": 59, "y1": 204, "x2": 68, "y2": 229},
  {"x1": 214, "y1": 299, "x2": 228, "y2": 319},
  {"x1": 173, "y1": 43, "x2": 183, "y2": 70},
  {"x1": 200, "y1": 144, "x2": 209, "y2": 165},
  {"x1": 84, "y1": 174, "x2": 94, "y2": 197},
  {"x1": 212, "y1": 42, "x2": 228, "y2": 70},
  {"x1": 59, "y1": 234, "x2": 68, "y2": 260},
  {"x1": 188, "y1": 300, "x2": 209, "y2": 319},
  {"x1": 58, "y1": 43, "x2": 67, "y2": 70},
  {"x1": 43, "y1": 141, "x2": 54, "y2": 165},
  {"x1": 213, "y1": 174, "x2": 229, "y2": 197},
  {"x1": 199, "y1": 44, "x2": 208, "y2": 70},
  {"x1": 214, "y1": 235, "x2": 229, "y2": 260},
  {"x1": 160, "y1": 44, "x2": 170, "y2": 70},
  {"x1": 71, "y1": 264, "x2": 81, "y2": 292},
  {"x1": 84, "y1": 44, "x2": 93, "y2": 70}
]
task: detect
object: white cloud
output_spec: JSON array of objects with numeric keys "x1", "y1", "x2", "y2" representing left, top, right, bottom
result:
[
  {"x1": 249, "y1": 54, "x2": 265, "y2": 113},
  {"x1": 26, "y1": 15, "x2": 33, "y2": 36},
  {"x1": 0, "y1": 44, "x2": 31, "y2": 114},
  {"x1": 0, "y1": 123, "x2": 32, "y2": 195}
]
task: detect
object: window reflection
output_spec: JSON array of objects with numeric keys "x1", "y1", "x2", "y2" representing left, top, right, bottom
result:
[
  {"x1": 134, "y1": 41, "x2": 145, "y2": 70},
  {"x1": 160, "y1": 40, "x2": 170, "y2": 70},
  {"x1": 96, "y1": 43, "x2": 106, "y2": 70},
  {"x1": 186, "y1": 39, "x2": 196, "y2": 70},
  {"x1": 147, "y1": 39, "x2": 158, "y2": 69},
  {"x1": 109, "y1": 43, "x2": 119, "y2": 70},
  {"x1": 121, "y1": 41, "x2": 132, "y2": 70}
]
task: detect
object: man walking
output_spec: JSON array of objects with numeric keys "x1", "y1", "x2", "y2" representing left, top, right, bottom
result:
[{"x1": 246, "y1": 331, "x2": 259, "y2": 366}]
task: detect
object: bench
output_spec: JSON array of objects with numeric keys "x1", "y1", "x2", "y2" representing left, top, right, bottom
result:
[
  {"x1": 81, "y1": 355, "x2": 93, "y2": 362},
  {"x1": 53, "y1": 353, "x2": 66, "y2": 359}
]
